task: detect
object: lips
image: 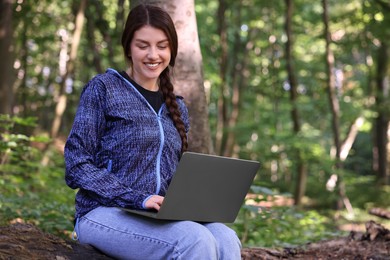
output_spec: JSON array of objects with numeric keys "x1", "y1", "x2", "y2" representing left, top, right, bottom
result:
[{"x1": 145, "y1": 63, "x2": 160, "y2": 68}]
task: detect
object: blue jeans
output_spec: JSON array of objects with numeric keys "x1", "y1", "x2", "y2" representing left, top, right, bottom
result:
[{"x1": 75, "y1": 206, "x2": 242, "y2": 260}]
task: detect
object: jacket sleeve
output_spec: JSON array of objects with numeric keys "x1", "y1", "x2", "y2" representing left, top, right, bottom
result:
[{"x1": 64, "y1": 79, "x2": 150, "y2": 209}]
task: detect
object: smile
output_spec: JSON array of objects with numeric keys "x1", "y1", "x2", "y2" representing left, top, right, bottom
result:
[{"x1": 145, "y1": 63, "x2": 160, "y2": 68}]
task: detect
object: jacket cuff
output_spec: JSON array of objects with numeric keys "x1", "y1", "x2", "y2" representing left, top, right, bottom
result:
[{"x1": 141, "y1": 195, "x2": 154, "y2": 209}]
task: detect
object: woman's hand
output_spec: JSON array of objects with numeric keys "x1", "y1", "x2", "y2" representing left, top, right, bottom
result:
[{"x1": 144, "y1": 195, "x2": 164, "y2": 211}]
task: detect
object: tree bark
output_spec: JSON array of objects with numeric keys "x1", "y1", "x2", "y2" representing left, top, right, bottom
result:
[
  {"x1": 131, "y1": 0, "x2": 213, "y2": 153},
  {"x1": 374, "y1": 42, "x2": 389, "y2": 185},
  {"x1": 0, "y1": 0, "x2": 14, "y2": 115}
]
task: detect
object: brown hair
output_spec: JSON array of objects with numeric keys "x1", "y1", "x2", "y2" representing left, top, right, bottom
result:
[{"x1": 121, "y1": 4, "x2": 188, "y2": 153}]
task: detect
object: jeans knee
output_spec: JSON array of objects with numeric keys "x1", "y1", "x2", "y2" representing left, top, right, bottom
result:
[
  {"x1": 196, "y1": 230, "x2": 219, "y2": 251},
  {"x1": 178, "y1": 225, "x2": 219, "y2": 259},
  {"x1": 219, "y1": 231, "x2": 241, "y2": 259},
  {"x1": 222, "y1": 227, "x2": 242, "y2": 249},
  {"x1": 204, "y1": 223, "x2": 242, "y2": 259}
]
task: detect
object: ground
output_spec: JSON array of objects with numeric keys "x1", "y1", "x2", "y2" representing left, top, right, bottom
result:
[
  {"x1": 241, "y1": 221, "x2": 390, "y2": 259},
  {"x1": 0, "y1": 221, "x2": 389, "y2": 259}
]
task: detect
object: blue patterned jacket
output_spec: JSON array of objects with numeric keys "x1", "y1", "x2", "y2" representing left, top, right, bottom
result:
[{"x1": 64, "y1": 68, "x2": 190, "y2": 219}]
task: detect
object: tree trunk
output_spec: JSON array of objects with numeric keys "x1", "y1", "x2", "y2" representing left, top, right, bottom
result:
[
  {"x1": 215, "y1": 0, "x2": 228, "y2": 155},
  {"x1": 85, "y1": 4, "x2": 104, "y2": 74},
  {"x1": 322, "y1": 0, "x2": 353, "y2": 213},
  {"x1": 323, "y1": 0, "x2": 341, "y2": 162},
  {"x1": 374, "y1": 42, "x2": 389, "y2": 185},
  {"x1": 19, "y1": 19, "x2": 29, "y2": 117},
  {"x1": 92, "y1": 1, "x2": 117, "y2": 68},
  {"x1": 285, "y1": 0, "x2": 307, "y2": 206},
  {"x1": 116, "y1": 0, "x2": 126, "y2": 31},
  {"x1": 214, "y1": 1, "x2": 251, "y2": 157},
  {"x1": 0, "y1": 0, "x2": 14, "y2": 115},
  {"x1": 50, "y1": 0, "x2": 87, "y2": 139},
  {"x1": 223, "y1": 4, "x2": 251, "y2": 158},
  {"x1": 131, "y1": 0, "x2": 212, "y2": 153}
]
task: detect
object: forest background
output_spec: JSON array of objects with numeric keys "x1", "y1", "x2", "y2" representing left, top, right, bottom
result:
[{"x1": 0, "y1": 0, "x2": 389, "y2": 248}]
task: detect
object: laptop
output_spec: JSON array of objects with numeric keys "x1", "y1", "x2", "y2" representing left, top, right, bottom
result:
[{"x1": 120, "y1": 152, "x2": 260, "y2": 223}]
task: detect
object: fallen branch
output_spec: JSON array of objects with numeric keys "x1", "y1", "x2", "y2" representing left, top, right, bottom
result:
[{"x1": 369, "y1": 207, "x2": 390, "y2": 219}]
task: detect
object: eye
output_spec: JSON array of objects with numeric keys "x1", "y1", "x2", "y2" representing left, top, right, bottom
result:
[
  {"x1": 158, "y1": 44, "x2": 169, "y2": 50},
  {"x1": 136, "y1": 44, "x2": 148, "y2": 50}
]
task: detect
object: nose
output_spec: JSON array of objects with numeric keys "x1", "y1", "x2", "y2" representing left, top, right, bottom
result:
[{"x1": 147, "y1": 47, "x2": 158, "y2": 59}]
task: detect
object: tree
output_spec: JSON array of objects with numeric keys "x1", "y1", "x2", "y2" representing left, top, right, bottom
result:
[
  {"x1": 371, "y1": 0, "x2": 390, "y2": 185},
  {"x1": 215, "y1": 0, "x2": 228, "y2": 155},
  {"x1": 213, "y1": 0, "x2": 255, "y2": 157},
  {"x1": 0, "y1": 0, "x2": 14, "y2": 115},
  {"x1": 374, "y1": 42, "x2": 389, "y2": 185},
  {"x1": 131, "y1": 0, "x2": 213, "y2": 153},
  {"x1": 322, "y1": 0, "x2": 354, "y2": 213},
  {"x1": 50, "y1": 0, "x2": 87, "y2": 139},
  {"x1": 284, "y1": 0, "x2": 308, "y2": 206}
]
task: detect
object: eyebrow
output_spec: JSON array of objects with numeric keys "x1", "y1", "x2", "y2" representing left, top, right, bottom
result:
[{"x1": 134, "y1": 39, "x2": 169, "y2": 44}]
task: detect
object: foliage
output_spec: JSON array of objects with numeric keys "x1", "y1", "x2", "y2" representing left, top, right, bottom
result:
[
  {"x1": 0, "y1": 115, "x2": 48, "y2": 174},
  {"x1": 1, "y1": 0, "x2": 390, "y2": 248},
  {"x1": 0, "y1": 115, "x2": 74, "y2": 236},
  {"x1": 232, "y1": 181, "x2": 390, "y2": 248},
  {"x1": 230, "y1": 184, "x2": 343, "y2": 247},
  {"x1": 0, "y1": 164, "x2": 75, "y2": 236},
  {"x1": 234, "y1": 205, "x2": 344, "y2": 248}
]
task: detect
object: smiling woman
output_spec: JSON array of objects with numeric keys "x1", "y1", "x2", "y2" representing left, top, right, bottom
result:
[{"x1": 64, "y1": 4, "x2": 242, "y2": 260}]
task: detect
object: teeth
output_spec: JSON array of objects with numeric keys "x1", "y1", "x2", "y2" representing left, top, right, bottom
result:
[{"x1": 146, "y1": 63, "x2": 159, "y2": 67}]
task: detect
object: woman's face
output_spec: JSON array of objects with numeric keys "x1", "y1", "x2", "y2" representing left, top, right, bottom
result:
[{"x1": 129, "y1": 25, "x2": 171, "y2": 91}]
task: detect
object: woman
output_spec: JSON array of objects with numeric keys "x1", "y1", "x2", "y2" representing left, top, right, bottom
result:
[{"x1": 65, "y1": 4, "x2": 241, "y2": 259}]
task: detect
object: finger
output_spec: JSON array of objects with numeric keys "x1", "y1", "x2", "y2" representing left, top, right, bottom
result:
[
  {"x1": 154, "y1": 196, "x2": 164, "y2": 205},
  {"x1": 154, "y1": 202, "x2": 160, "y2": 211}
]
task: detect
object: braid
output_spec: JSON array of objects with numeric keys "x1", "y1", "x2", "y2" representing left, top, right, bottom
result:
[{"x1": 160, "y1": 68, "x2": 188, "y2": 154}]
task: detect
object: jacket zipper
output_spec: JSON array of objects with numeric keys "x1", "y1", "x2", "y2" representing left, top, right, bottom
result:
[
  {"x1": 111, "y1": 68, "x2": 165, "y2": 195},
  {"x1": 107, "y1": 159, "x2": 112, "y2": 172},
  {"x1": 155, "y1": 107, "x2": 165, "y2": 194}
]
